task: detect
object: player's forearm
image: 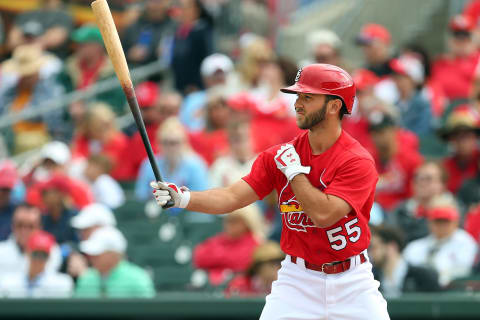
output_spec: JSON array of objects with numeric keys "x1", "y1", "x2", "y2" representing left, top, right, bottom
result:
[
  {"x1": 186, "y1": 188, "x2": 245, "y2": 214},
  {"x1": 290, "y1": 174, "x2": 343, "y2": 227}
]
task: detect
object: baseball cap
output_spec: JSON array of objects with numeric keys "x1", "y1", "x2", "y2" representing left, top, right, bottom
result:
[
  {"x1": 428, "y1": 207, "x2": 459, "y2": 221},
  {"x1": 0, "y1": 161, "x2": 18, "y2": 189},
  {"x1": 352, "y1": 69, "x2": 380, "y2": 91},
  {"x1": 356, "y1": 23, "x2": 391, "y2": 45},
  {"x1": 200, "y1": 53, "x2": 234, "y2": 77},
  {"x1": 40, "y1": 141, "x2": 71, "y2": 165},
  {"x1": 368, "y1": 112, "x2": 396, "y2": 131},
  {"x1": 390, "y1": 54, "x2": 425, "y2": 84},
  {"x1": 71, "y1": 203, "x2": 117, "y2": 229},
  {"x1": 135, "y1": 82, "x2": 159, "y2": 108},
  {"x1": 39, "y1": 174, "x2": 71, "y2": 194},
  {"x1": 27, "y1": 230, "x2": 56, "y2": 254},
  {"x1": 21, "y1": 21, "x2": 45, "y2": 37},
  {"x1": 72, "y1": 25, "x2": 103, "y2": 44},
  {"x1": 79, "y1": 227, "x2": 127, "y2": 255},
  {"x1": 307, "y1": 29, "x2": 342, "y2": 50},
  {"x1": 437, "y1": 107, "x2": 480, "y2": 140},
  {"x1": 449, "y1": 15, "x2": 475, "y2": 33}
]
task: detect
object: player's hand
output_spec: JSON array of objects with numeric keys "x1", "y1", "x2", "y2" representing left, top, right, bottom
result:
[
  {"x1": 274, "y1": 143, "x2": 311, "y2": 181},
  {"x1": 150, "y1": 181, "x2": 191, "y2": 209}
]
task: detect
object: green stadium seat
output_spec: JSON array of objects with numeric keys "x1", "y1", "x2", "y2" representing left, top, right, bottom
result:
[
  {"x1": 181, "y1": 218, "x2": 223, "y2": 246},
  {"x1": 419, "y1": 134, "x2": 449, "y2": 159},
  {"x1": 127, "y1": 242, "x2": 179, "y2": 267},
  {"x1": 114, "y1": 199, "x2": 148, "y2": 222},
  {"x1": 153, "y1": 266, "x2": 194, "y2": 291}
]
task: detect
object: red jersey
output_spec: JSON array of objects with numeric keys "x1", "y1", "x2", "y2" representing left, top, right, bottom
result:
[{"x1": 243, "y1": 130, "x2": 378, "y2": 265}]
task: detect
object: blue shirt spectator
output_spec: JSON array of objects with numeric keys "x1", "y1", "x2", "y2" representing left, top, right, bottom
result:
[{"x1": 396, "y1": 91, "x2": 433, "y2": 136}]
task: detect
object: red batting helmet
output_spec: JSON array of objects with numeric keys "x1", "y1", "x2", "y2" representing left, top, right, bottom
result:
[{"x1": 280, "y1": 64, "x2": 356, "y2": 113}]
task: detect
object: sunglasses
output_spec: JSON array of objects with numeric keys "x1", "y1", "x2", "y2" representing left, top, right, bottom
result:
[
  {"x1": 14, "y1": 223, "x2": 37, "y2": 230},
  {"x1": 161, "y1": 140, "x2": 182, "y2": 146},
  {"x1": 31, "y1": 251, "x2": 49, "y2": 260}
]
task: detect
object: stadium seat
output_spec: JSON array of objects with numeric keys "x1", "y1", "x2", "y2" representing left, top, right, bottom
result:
[{"x1": 153, "y1": 266, "x2": 194, "y2": 291}]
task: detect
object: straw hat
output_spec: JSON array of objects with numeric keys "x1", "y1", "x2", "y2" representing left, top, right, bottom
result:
[{"x1": 2, "y1": 44, "x2": 47, "y2": 76}]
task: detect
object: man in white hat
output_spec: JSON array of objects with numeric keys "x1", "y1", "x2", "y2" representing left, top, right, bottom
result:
[
  {"x1": 75, "y1": 227, "x2": 155, "y2": 298},
  {"x1": 68, "y1": 203, "x2": 116, "y2": 279}
]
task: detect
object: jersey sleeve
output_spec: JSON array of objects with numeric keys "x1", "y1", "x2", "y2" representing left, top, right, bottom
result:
[
  {"x1": 242, "y1": 151, "x2": 275, "y2": 200},
  {"x1": 324, "y1": 159, "x2": 378, "y2": 215}
]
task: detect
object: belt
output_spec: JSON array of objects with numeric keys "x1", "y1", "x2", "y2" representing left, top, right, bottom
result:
[{"x1": 290, "y1": 252, "x2": 367, "y2": 274}]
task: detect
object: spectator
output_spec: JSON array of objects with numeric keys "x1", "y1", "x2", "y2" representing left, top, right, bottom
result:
[
  {"x1": 193, "y1": 205, "x2": 265, "y2": 285},
  {"x1": 123, "y1": 89, "x2": 182, "y2": 180},
  {"x1": 83, "y1": 155, "x2": 125, "y2": 209},
  {"x1": 135, "y1": 117, "x2": 209, "y2": 201},
  {"x1": 343, "y1": 68, "x2": 397, "y2": 151},
  {"x1": 189, "y1": 88, "x2": 233, "y2": 165},
  {"x1": 39, "y1": 174, "x2": 79, "y2": 246},
  {"x1": 23, "y1": 141, "x2": 94, "y2": 210},
  {"x1": 0, "y1": 161, "x2": 19, "y2": 241},
  {"x1": 237, "y1": 35, "x2": 275, "y2": 90},
  {"x1": 180, "y1": 53, "x2": 235, "y2": 132},
  {"x1": 0, "y1": 204, "x2": 61, "y2": 275},
  {"x1": 458, "y1": 163, "x2": 480, "y2": 212},
  {"x1": 389, "y1": 161, "x2": 450, "y2": 243},
  {"x1": 68, "y1": 203, "x2": 117, "y2": 279},
  {"x1": 355, "y1": 23, "x2": 394, "y2": 77},
  {"x1": 122, "y1": 0, "x2": 175, "y2": 66},
  {"x1": 0, "y1": 230, "x2": 73, "y2": 298},
  {"x1": 58, "y1": 25, "x2": 126, "y2": 117},
  {"x1": 229, "y1": 57, "x2": 302, "y2": 153},
  {"x1": 390, "y1": 54, "x2": 433, "y2": 136},
  {"x1": 209, "y1": 119, "x2": 256, "y2": 188},
  {"x1": 71, "y1": 103, "x2": 129, "y2": 181},
  {"x1": 369, "y1": 225, "x2": 440, "y2": 297},
  {"x1": 403, "y1": 195, "x2": 478, "y2": 286},
  {"x1": 369, "y1": 113, "x2": 423, "y2": 212},
  {"x1": 431, "y1": 15, "x2": 480, "y2": 101},
  {"x1": 75, "y1": 227, "x2": 155, "y2": 298},
  {"x1": 6, "y1": 0, "x2": 73, "y2": 57},
  {"x1": 171, "y1": 0, "x2": 214, "y2": 93},
  {"x1": 303, "y1": 29, "x2": 344, "y2": 68},
  {"x1": 0, "y1": 44, "x2": 63, "y2": 153},
  {"x1": 438, "y1": 108, "x2": 480, "y2": 194},
  {"x1": 225, "y1": 241, "x2": 285, "y2": 297}
]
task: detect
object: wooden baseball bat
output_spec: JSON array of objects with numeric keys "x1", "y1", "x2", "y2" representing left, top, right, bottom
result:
[{"x1": 91, "y1": 0, "x2": 174, "y2": 208}]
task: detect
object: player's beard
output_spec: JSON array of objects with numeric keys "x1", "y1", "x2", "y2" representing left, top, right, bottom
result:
[{"x1": 296, "y1": 101, "x2": 327, "y2": 130}]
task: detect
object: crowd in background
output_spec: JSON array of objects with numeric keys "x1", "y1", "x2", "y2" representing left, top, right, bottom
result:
[{"x1": 1, "y1": 0, "x2": 480, "y2": 299}]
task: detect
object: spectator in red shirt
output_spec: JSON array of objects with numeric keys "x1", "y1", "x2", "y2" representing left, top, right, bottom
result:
[
  {"x1": 343, "y1": 68, "x2": 397, "y2": 151},
  {"x1": 71, "y1": 103, "x2": 128, "y2": 181},
  {"x1": 355, "y1": 23, "x2": 394, "y2": 77},
  {"x1": 225, "y1": 241, "x2": 285, "y2": 297},
  {"x1": 369, "y1": 113, "x2": 423, "y2": 212},
  {"x1": 193, "y1": 205, "x2": 265, "y2": 286},
  {"x1": 439, "y1": 107, "x2": 480, "y2": 194},
  {"x1": 431, "y1": 15, "x2": 480, "y2": 101},
  {"x1": 189, "y1": 89, "x2": 232, "y2": 165}
]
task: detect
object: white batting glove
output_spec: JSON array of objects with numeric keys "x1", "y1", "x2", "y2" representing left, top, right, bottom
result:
[
  {"x1": 150, "y1": 181, "x2": 191, "y2": 209},
  {"x1": 274, "y1": 144, "x2": 311, "y2": 181}
]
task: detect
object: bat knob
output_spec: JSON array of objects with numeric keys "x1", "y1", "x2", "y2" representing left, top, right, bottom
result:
[{"x1": 162, "y1": 200, "x2": 175, "y2": 209}]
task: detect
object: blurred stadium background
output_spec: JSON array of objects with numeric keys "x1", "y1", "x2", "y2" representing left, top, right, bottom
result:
[{"x1": 1, "y1": 0, "x2": 480, "y2": 319}]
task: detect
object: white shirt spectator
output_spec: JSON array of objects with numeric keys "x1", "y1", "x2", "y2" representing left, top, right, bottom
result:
[
  {"x1": 403, "y1": 229, "x2": 478, "y2": 286},
  {"x1": 91, "y1": 174, "x2": 125, "y2": 209},
  {"x1": 0, "y1": 271, "x2": 72, "y2": 298},
  {"x1": 209, "y1": 156, "x2": 255, "y2": 188},
  {"x1": 0, "y1": 236, "x2": 62, "y2": 275}
]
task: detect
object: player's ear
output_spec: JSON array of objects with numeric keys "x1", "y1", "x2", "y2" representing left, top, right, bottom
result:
[{"x1": 327, "y1": 98, "x2": 342, "y2": 116}]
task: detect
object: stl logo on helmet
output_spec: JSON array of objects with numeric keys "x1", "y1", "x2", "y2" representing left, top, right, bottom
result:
[{"x1": 295, "y1": 68, "x2": 303, "y2": 82}]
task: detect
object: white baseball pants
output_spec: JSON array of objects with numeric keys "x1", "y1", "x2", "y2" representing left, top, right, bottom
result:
[{"x1": 260, "y1": 253, "x2": 390, "y2": 320}]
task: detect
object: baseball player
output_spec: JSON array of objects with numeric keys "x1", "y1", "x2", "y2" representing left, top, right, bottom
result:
[{"x1": 151, "y1": 64, "x2": 390, "y2": 319}]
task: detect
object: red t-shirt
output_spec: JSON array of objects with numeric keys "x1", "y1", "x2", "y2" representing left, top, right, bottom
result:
[
  {"x1": 431, "y1": 51, "x2": 480, "y2": 100},
  {"x1": 243, "y1": 130, "x2": 378, "y2": 265},
  {"x1": 443, "y1": 150, "x2": 480, "y2": 194},
  {"x1": 189, "y1": 129, "x2": 229, "y2": 166}
]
